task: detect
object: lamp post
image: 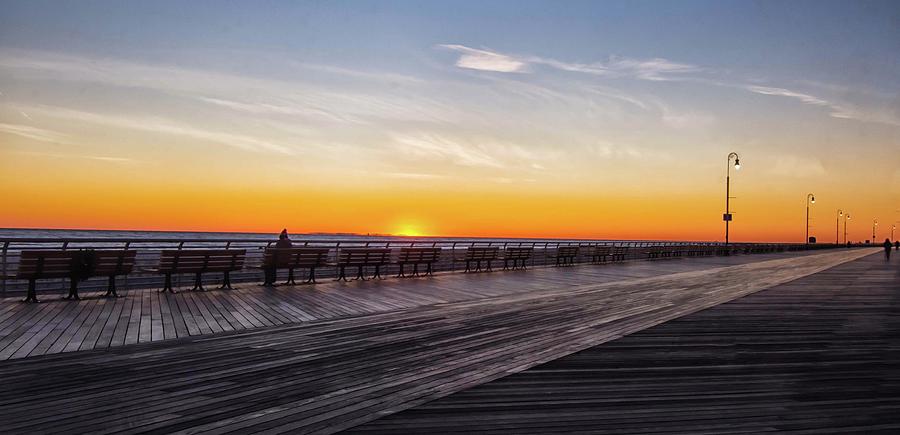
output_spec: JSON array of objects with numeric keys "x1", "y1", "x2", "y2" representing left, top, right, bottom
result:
[
  {"x1": 892, "y1": 224, "x2": 896, "y2": 241},
  {"x1": 835, "y1": 209, "x2": 843, "y2": 245},
  {"x1": 805, "y1": 193, "x2": 815, "y2": 245},
  {"x1": 844, "y1": 214, "x2": 851, "y2": 245},
  {"x1": 724, "y1": 152, "x2": 741, "y2": 253},
  {"x1": 873, "y1": 219, "x2": 878, "y2": 242}
]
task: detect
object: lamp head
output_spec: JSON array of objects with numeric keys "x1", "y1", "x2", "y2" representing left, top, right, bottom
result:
[
  {"x1": 810, "y1": 195, "x2": 815, "y2": 204},
  {"x1": 734, "y1": 158, "x2": 741, "y2": 171}
]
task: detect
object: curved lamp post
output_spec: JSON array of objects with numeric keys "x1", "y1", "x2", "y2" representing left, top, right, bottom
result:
[
  {"x1": 844, "y1": 213, "x2": 851, "y2": 245},
  {"x1": 873, "y1": 219, "x2": 878, "y2": 242},
  {"x1": 835, "y1": 209, "x2": 843, "y2": 245},
  {"x1": 724, "y1": 152, "x2": 741, "y2": 252},
  {"x1": 806, "y1": 193, "x2": 815, "y2": 245}
]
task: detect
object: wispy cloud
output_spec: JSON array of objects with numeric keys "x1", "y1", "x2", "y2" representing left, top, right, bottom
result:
[
  {"x1": 769, "y1": 155, "x2": 826, "y2": 178},
  {"x1": 18, "y1": 105, "x2": 297, "y2": 155},
  {"x1": 438, "y1": 44, "x2": 700, "y2": 81},
  {"x1": 438, "y1": 45, "x2": 528, "y2": 73},
  {"x1": 0, "y1": 123, "x2": 71, "y2": 143},
  {"x1": 746, "y1": 85, "x2": 900, "y2": 126},
  {"x1": 12, "y1": 150, "x2": 136, "y2": 164}
]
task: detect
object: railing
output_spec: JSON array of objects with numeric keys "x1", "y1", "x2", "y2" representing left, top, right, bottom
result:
[{"x1": 0, "y1": 236, "x2": 845, "y2": 297}]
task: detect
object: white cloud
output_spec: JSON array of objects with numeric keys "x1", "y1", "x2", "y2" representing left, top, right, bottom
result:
[
  {"x1": 18, "y1": 105, "x2": 297, "y2": 155},
  {"x1": 747, "y1": 85, "x2": 900, "y2": 127},
  {"x1": 0, "y1": 123, "x2": 71, "y2": 143},
  {"x1": 438, "y1": 44, "x2": 700, "y2": 81},
  {"x1": 769, "y1": 155, "x2": 826, "y2": 178},
  {"x1": 438, "y1": 45, "x2": 528, "y2": 73},
  {"x1": 392, "y1": 133, "x2": 504, "y2": 168}
]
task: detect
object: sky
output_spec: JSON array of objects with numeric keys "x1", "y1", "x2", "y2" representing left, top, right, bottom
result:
[{"x1": 1, "y1": 0, "x2": 898, "y2": 242}]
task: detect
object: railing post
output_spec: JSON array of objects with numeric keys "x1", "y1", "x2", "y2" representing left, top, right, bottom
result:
[{"x1": 1, "y1": 241, "x2": 8, "y2": 297}]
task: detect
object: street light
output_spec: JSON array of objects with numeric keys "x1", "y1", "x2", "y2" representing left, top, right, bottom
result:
[
  {"x1": 724, "y1": 152, "x2": 741, "y2": 253},
  {"x1": 892, "y1": 224, "x2": 896, "y2": 241},
  {"x1": 835, "y1": 209, "x2": 843, "y2": 245},
  {"x1": 844, "y1": 213, "x2": 851, "y2": 245},
  {"x1": 873, "y1": 218, "x2": 878, "y2": 242},
  {"x1": 806, "y1": 193, "x2": 815, "y2": 245}
]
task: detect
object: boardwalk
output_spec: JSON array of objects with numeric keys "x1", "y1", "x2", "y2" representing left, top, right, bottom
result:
[
  {"x1": 0, "y1": 248, "x2": 876, "y2": 434},
  {"x1": 0, "y1": 250, "x2": 828, "y2": 360},
  {"x1": 352, "y1": 251, "x2": 900, "y2": 434}
]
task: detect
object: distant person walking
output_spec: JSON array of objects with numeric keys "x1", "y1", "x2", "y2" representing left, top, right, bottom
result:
[{"x1": 884, "y1": 238, "x2": 892, "y2": 261}]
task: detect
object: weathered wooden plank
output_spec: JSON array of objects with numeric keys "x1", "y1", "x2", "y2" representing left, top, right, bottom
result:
[{"x1": 0, "y1": 249, "x2": 877, "y2": 434}]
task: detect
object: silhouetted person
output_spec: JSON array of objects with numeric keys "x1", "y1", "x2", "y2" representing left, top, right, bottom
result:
[
  {"x1": 896, "y1": 240, "x2": 899, "y2": 251},
  {"x1": 264, "y1": 229, "x2": 293, "y2": 285},
  {"x1": 884, "y1": 238, "x2": 892, "y2": 261},
  {"x1": 276, "y1": 228, "x2": 293, "y2": 248}
]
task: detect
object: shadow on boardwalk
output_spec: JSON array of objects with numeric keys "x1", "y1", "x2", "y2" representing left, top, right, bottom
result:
[
  {"x1": 0, "y1": 249, "x2": 875, "y2": 433},
  {"x1": 352, "y1": 251, "x2": 900, "y2": 434}
]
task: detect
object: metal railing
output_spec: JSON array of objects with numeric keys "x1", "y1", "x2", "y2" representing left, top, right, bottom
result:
[{"x1": 0, "y1": 236, "x2": 844, "y2": 297}]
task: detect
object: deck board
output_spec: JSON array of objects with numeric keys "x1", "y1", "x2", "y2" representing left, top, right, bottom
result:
[
  {"x1": 0, "y1": 250, "x2": 828, "y2": 360},
  {"x1": 0, "y1": 249, "x2": 876, "y2": 434},
  {"x1": 350, "y1": 251, "x2": 900, "y2": 434}
]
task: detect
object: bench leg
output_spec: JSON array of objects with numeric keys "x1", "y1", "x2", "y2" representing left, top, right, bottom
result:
[
  {"x1": 304, "y1": 267, "x2": 317, "y2": 284},
  {"x1": 373, "y1": 265, "x2": 384, "y2": 280},
  {"x1": 104, "y1": 276, "x2": 120, "y2": 298},
  {"x1": 22, "y1": 279, "x2": 40, "y2": 303},
  {"x1": 262, "y1": 267, "x2": 276, "y2": 287},
  {"x1": 396, "y1": 263, "x2": 406, "y2": 278},
  {"x1": 219, "y1": 271, "x2": 233, "y2": 289},
  {"x1": 160, "y1": 273, "x2": 176, "y2": 293},
  {"x1": 336, "y1": 266, "x2": 348, "y2": 282},
  {"x1": 412, "y1": 263, "x2": 420, "y2": 277},
  {"x1": 64, "y1": 278, "x2": 80, "y2": 301},
  {"x1": 464, "y1": 260, "x2": 472, "y2": 273},
  {"x1": 191, "y1": 273, "x2": 205, "y2": 291},
  {"x1": 354, "y1": 266, "x2": 366, "y2": 281},
  {"x1": 426, "y1": 262, "x2": 434, "y2": 276},
  {"x1": 285, "y1": 268, "x2": 296, "y2": 285},
  {"x1": 474, "y1": 260, "x2": 482, "y2": 272},
  {"x1": 485, "y1": 260, "x2": 493, "y2": 272}
]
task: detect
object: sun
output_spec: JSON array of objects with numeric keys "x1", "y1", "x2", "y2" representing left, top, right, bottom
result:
[{"x1": 394, "y1": 222, "x2": 426, "y2": 237}]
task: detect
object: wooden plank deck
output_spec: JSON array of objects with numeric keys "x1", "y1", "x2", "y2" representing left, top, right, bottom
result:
[
  {"x1": 0, "y1": 248, "x2": 875, "y2": 434},
  {"x1": 350, "y1": 250, "x2": 900, "y2": 434},
  {"x1": 0, "y1": 250, "x2": 825, "y2": 360}
]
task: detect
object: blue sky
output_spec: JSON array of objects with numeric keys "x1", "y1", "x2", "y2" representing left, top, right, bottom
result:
[{"x1": 1, "y1": 0, "x2": 898, "y2": 238}]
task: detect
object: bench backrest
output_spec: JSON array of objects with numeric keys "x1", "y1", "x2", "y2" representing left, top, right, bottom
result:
[
  {"x1": 157, "y1": 249, "x2": 246, "y2": 273},
  {"x1": 337, "y1": 248, "x2": 392, "y2": 266},
  {"x1": 613, "y1": 246, "x2": 628, "y2": 255},
  {"x1": 92, "y1": 250, "x2": 137, "y2": 276},
  {"x1": 591, "y1": 245, "x2": 612, "y2": 256},
  {"x1": 15, "y1": 250, "x2": 77, "y2": 279},
  {"x1": 397, "y1": 247, "x2": 442, "y2": 263},
  {"x1": 504, "y1": 247, "x2": 533, "y2": 260},
  {"x1": 463, "y1": 247, "x2": 500, "y2": 261},
  {"x1": 262, "y1": 247, "x2": 330, "y2": 268},
  {"x1": 556, "y1": 246, "x2": 579, "y2": 257}
]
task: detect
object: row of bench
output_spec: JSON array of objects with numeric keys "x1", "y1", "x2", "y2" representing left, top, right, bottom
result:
[{"x1": 5, "y1": 245, "x2": 636, "y2": 302}]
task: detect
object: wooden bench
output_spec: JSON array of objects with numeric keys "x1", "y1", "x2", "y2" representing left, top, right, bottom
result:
[
  {"x1": 502, "y1": 247, "x2": 533, "y2": 270},
  {"x1": 460, "y1": 246, "x2": 500, "y2": 272},
  {"x1": 333, "y1": 248, "x2": 392, "y2": 281},
  {"x1": 611, "y1": 246, "x2": 629, "y2": 262},
  {"x1": 91, "y1": 250, "x2": 138, "y2": 297},
  {"x1": 148, "y1": 249, "x2": 246, "y2": 293},
  {"x1": 395, "y1": 247, "x2": 442, "y2": 277},
  {"x1": 10, "y1": 249, "x2": 136, "y2": 302},
  {"x1": 550, "y1": 246, "x2": 579, "y2": 266},
  {"x1": 588, "y1": 245, "x2": 612, "y2": 263},
  {"x1": 259, "y1": 247, "x2": 330, "y2": 285}
]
